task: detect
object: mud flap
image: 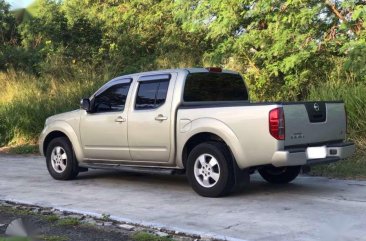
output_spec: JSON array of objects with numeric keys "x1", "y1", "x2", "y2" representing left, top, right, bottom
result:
[{"x1": 232, "y1": 160, "x2": 250, "y2": 192}]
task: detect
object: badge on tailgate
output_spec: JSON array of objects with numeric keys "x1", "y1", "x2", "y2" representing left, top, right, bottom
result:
[{"x1": 306, "y1": 146, "x2": 327, "y2": 159}]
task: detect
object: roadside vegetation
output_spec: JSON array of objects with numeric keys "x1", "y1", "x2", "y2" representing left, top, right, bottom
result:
[
  {"x1": 0, "y1": 203, "x2": 182, "y2": 241},
  {"x1": 0, "y1": 0, "x2": 365, "y2": 177}
]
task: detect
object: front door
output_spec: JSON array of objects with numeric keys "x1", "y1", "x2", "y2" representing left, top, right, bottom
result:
[
  {"x1": 80, "y1": 79, "x2": 132, "y2": 161},
  {"x1": 128, "y1": 73, "x2": 176, "y2": 162}
]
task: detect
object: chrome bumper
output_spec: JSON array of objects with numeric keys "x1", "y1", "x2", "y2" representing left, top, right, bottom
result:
[{"x1": 271, "y1": 142, "x2": 355, "y2": 167}]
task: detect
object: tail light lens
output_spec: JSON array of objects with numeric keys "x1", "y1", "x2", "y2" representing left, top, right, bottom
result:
[{"x1": 269, "y1": 107, "x2": 285, "y2": 140}]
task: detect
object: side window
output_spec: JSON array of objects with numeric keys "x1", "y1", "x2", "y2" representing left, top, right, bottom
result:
[
  {"x1": 93, "y1": 83, "x2": 130, "y2": 113},
  {"x1": 135, "y1": 79, "x2": 170, "y2": 110}
]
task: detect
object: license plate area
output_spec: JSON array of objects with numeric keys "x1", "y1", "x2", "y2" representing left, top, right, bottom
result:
[{"x1": 306, "y1": 146, "x2": 327, "y2": 159}]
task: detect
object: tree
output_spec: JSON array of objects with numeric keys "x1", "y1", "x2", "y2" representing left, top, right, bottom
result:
[{"x1": 175, "y1": 0, "x2": 366, "y2": 100}]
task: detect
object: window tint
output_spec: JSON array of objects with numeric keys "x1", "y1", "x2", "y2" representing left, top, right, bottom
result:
[
  {"x1": 183, "y1": 73, "x2": 248, "y2": 102},
  {"x1": 93, "y1": 83, "x2": 130, "y2": 113},
  {"x1": 135, "y1": 79, "x2": 170, "y2": 110}
]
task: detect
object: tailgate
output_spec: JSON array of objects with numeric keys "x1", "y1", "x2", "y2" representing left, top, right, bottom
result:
[{"x1": 283, "y1": 101, "x2": 346, "y2": 146}]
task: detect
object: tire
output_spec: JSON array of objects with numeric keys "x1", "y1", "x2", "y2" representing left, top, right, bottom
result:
[
  {"x1": 186, "y1": 142, "x2": 235, "y2": 197},
  {"x1": 46, "y1": 137, "x2": 79, "y2": 180},
  {"x1": 258, "y1": 165, "x2": 301, "y2": 184}
]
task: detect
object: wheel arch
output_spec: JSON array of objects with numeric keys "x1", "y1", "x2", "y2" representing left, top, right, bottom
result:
[
  {"x1": 177, "y1": 118, "x2": 246, "y2": 169},
  {"x1": 40, "y1": 121, "x2": 83, "y2": 161}
]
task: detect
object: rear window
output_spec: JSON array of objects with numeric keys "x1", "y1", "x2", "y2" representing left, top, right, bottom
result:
[{"x1": 183, "y1": 73, "x2": 248, "y2": 102}]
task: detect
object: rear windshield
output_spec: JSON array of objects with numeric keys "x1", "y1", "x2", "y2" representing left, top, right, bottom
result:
[{"x1": 183, "y1": 72, "x2": 248, "y2": 102}]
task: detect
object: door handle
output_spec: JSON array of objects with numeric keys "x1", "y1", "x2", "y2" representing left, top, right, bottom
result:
[
  {"x1": 155, "y1": 114, "x2": 168, "y2": 121},
  {"x1": 115, "y1": 116, "x2": 126, "y2": 122}
]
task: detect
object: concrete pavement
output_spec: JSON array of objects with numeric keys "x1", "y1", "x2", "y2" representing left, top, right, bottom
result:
[{"x1": 0, "y1": 154, "x2": 366, "y2": 241}]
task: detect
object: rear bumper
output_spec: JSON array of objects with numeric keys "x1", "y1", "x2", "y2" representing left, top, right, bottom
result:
[{"x1": 271, "y1": 141, "x2": 355, "y2": 167}]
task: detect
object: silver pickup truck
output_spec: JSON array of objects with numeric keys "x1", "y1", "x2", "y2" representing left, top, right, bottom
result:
[{"x1": 39, "y1": 68, "x2": 355, "y2": 197}]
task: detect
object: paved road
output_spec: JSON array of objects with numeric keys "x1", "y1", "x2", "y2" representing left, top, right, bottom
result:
[{"x1": 0, "y1": 155, "x2": 365, "y2": 241}]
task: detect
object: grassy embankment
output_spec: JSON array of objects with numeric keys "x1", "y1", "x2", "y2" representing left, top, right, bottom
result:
[{"x1": 0, "y1": 70, "x2": 365, "y2": 179}]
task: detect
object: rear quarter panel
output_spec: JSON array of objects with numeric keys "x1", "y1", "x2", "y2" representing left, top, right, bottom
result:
[{"x1": 176, "y1": 104, "x2": 282, "y2": 169}]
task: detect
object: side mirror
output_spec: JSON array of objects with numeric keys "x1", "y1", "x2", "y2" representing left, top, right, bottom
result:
[{"x1": 80, "y1": 98, "x2": 91, "y2": 112}]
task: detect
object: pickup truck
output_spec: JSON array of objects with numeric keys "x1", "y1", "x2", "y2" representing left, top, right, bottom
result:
[{"x1": 39, "y1": 67, "x2": 355, "y2": 197}]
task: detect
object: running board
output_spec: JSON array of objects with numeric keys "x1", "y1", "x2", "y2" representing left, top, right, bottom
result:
[{"x1": 80, "y1": 163, "x2": 184, "y2": 175}]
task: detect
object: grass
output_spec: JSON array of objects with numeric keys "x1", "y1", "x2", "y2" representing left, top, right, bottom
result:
[
  {"x1": 0, "y1": 69, "x2": 106, "y2": 146},
  {"x1": 131, "y1": 231, "x2": 173, "y2": 241},
  {"x1": 44, "y1": 214, "x2": 60, "y2": 222},
  {"x1": 57, "y1": 218, "x2": 80, "y2": 226},
  {"x1": 0, "y1": 238, "x2": 30, "y2": 241},
  {"x1": 0, "y1": 206, "x2": 34, "y2": 216},
  {"x1": 310, "y1": 150, "x2": 366, "y2": 179},
  {"x1": 1, "y1": 144, "x2": 39, "y2": 154},
  {"x1": 38, "y1": 236, "x2": 68, "y2": 241}
]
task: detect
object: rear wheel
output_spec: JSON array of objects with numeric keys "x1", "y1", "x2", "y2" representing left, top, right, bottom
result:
[
  {"x1": 258, "y1": 165, "x2": 301, "y2": 184},
  {"x1": 186, "y1": 142, "x2": 234, "y2": 197},
  {"x1": 46, "y1": 137, "x2": 79, "y2": 180}
]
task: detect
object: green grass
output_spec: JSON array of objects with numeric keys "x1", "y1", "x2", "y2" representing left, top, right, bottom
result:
[
  {"x1": 0, "y1": 206, "x2": 34, "y2": 216},
  {"x1": 44, "y1": 214, "x2": 60, "y2": 222},
  {"x1": 132, "y1": 231, "x2": 173, "y2": 241},
  {"x1": 38, "y1": 236, "x2": 68, "y2": 241},
  {"x1": 0, "y1": 238, "x2": 30, "y2": 241},
  {"x1": 57, "y1": 218, "x2": 80, "y2": 226},
  {"x1": 0, "y1": 70, "x2": 106, "y2": 146},
  {"x1": 310, "y1": 151, "x2": 366, "y2": 179},
  {"x1": 5, "y1": 144, "x2": 39, "y2": 154}
]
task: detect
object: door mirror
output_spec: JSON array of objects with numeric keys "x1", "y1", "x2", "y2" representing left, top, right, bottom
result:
[{"x1": 80, "y1": 98, "x2": 91, "y2": 112}]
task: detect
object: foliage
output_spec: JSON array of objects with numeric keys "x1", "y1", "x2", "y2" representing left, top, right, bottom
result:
[
  {"x1": 132, "y1": 231, "x2": 173, "y2": 241},
  {"x1": 57, "y1": 217, "x2": 80, "y2": 226},
  {"x1": 176, "y1": 0, "x2": 366, "y2": 100},
  {"x1": 0, "y1": 69, "x2": 105, "y2": 145},
  {"x1": 310, "y1": 150, "x2": 366, "y2": 179}
]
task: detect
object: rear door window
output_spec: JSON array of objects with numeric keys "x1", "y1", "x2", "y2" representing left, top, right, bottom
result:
[
  {"x1": 135, "y1": 75, "x2": 170, "y2": 110},
  {"x1": 183, "y1": 73, "x2": 248, "y2": 102}
]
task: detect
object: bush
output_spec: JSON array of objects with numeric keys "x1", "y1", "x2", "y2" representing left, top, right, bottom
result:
[{"x1": 0, "y1": 70, "x2": 105, "y2": 145}]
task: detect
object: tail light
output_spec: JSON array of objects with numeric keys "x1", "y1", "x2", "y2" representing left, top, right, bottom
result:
[{"x1": 269, "y1": 107, "x2": 285, "y2": 140}]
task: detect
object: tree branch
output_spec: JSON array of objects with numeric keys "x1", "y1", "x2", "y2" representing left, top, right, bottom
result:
[{"x1": 324, "y1": 0, "x2": 347, "y2": 22}]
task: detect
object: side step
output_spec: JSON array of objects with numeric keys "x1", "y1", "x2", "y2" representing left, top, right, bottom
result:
[{"x1": 80, "y1": 163, "x2": 185, "y2": 175}]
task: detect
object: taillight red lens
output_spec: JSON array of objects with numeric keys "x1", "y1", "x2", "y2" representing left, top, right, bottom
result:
[{"x1": 269, "y1": 107, "x2": 285, "y2": 140}]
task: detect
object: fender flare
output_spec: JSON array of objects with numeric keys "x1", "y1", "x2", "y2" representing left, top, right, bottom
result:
[
  {"x1": 40, "y1": 121, "x2": 84, "y2": 161},
  {"x1": 177, "y1": 117, "x2": 247, "y2": 168}
]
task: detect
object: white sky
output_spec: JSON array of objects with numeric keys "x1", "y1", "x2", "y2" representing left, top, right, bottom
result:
[{"x1": 6, "y1": 0, "x2": 34, "y2": 9}]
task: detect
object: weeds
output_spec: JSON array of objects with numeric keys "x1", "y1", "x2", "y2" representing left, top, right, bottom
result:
[
  {"x1": 57, "y1": 218, "x2": 80, "y2": 226},
  {"x1": 131, "y1": 231, "x2": 173, "y2": 241}
]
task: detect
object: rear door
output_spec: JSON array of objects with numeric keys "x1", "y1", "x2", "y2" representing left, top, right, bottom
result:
[
  {"x1": 127, "y1": 73, "x2": 177, "y2": 162},
  {"x1": 283, "y1": 102, "x2": 346, "y2": 146}
]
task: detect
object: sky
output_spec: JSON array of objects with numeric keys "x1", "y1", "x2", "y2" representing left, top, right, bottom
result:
[{"x1": 7, "y1": 0, "x2": 34, "y2": 9}]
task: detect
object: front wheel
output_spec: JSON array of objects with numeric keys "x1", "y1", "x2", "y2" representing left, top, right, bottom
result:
[
  {"x1": 186, "y1": 142, "x2": 235, "y2": 197},
  {"x1": 258, "y1": 165, "x2": 301, "y2": 184},
  {"x1": 46, "y1": 137, "x2": 79, "y2": 180}
]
